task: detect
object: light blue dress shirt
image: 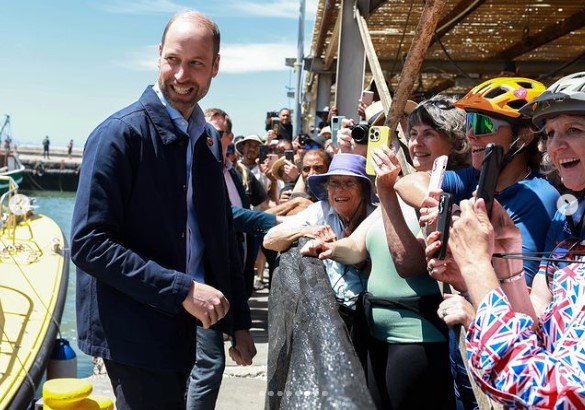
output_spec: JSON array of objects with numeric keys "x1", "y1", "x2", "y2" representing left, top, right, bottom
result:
[{"x1": 153, "y1": 82, "x2": 206, "y2": 283}]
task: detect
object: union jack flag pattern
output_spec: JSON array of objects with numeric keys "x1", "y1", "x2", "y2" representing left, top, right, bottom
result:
[{"x1": 465, "y1": 264, "x2": 585, "y2": 409}]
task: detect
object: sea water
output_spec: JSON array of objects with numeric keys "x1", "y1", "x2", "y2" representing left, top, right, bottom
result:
[{"x1": 22, "y1": 190, "x2": 94, "y2": 377}]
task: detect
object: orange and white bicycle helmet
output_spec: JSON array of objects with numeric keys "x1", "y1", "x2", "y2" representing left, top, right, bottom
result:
[
  {"x1": 455, "y1": 77, "x2": 546, "y2": 121},
  {"x1": 520, "y1": 72, "x2": 585, "y2": 128}
]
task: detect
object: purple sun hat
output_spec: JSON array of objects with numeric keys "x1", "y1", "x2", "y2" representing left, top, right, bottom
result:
[{"x1": 307, "y1": 153, "x2": 373, "y2": 201}]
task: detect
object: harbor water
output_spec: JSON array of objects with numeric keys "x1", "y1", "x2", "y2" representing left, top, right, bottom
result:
[{"x1": 21, "y1": 190, "x2": 94, "y2": 377}]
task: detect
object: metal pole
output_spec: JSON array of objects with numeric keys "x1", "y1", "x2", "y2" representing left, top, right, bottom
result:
[{"x1": 293, "y1": 0, "x2": 306, "y2": 137}]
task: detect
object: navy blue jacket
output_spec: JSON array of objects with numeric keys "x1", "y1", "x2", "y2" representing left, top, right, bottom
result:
[{"x1": 71, "y1": 86, "x2": 249, "y2": 372}]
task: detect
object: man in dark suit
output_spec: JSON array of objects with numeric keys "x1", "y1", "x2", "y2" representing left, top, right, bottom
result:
[{"x1": 71, "y1": 10, "x2": 251, "y2": 409}]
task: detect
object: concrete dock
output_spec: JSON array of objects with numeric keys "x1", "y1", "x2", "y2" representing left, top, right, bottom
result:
[{"x1": 85, "y1": 286, "x2": 269, "y2": 409}]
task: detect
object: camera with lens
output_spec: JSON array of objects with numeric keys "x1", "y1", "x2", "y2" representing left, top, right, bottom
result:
[
  {"x1": 350, "y1": 121, "x2": 370, "y2": 144},
  {"x1": 298, "y1": 133, "x2": 312, "y2": 146}
]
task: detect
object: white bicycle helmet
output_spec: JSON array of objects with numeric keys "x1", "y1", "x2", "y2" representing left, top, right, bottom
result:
[{"x1": 521, "y1": 72, "x2": 585, "y2": 128}]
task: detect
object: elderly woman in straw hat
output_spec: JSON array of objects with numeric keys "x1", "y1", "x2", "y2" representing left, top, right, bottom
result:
[
  {"x1": 264, "y1": 153, "x2": 376, "y2": 324},
  {"x1": 300, "y1": 95, "x2": 470, "y2": 409}
]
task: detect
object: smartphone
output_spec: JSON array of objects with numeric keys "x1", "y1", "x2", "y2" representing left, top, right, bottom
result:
[
  {"x1": 258, "y1": 144, "x2": 269, "y2": 164},
  {"x1": 477, "y1": 143, "x2": 503, "y2": 218},
  {"x1": 271, "y1": 117, "x2": 280, "y2": 133},
  {"x1": 361, "y1": 90, "x2": 374, "y2": 106},
  {"x1": 366, "y1": 126, "x2": 390, "y2": 176},
  {"x1": 428, "y1": 155, "x2": 448, "y2": 194},
  {"x1": 331, "y1": 115, "x2": 345, "y2": 146},
  {"x1": 436, "y1": 192, "x2": 454, "y2": 260},
  {"x1": 284, "y1": 149, "x2": 294, "y2": 163},
  {"x1": 266, "y1": 153, "x2": 278, "y2": 170}
]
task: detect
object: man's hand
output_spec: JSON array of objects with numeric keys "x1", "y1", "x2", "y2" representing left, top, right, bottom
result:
[
  {"x1": 228, "y1": 329, "x2": 257, "y2": 366},
  {"x1": 182, "y1": 281, "x2": 230, "y2": 329}
]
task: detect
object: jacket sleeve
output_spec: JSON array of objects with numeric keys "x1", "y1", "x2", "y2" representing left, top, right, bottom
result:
[{"x1": 231, "y1": 206, "x2": 277, "y2": 236}]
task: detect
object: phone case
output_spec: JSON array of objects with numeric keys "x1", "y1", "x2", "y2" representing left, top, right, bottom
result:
[
  {"x1": 436, "y1": 192, "x2": 454, "y2": 260},
  {"x1": 258, "y1": 145, "x2": 269, "y2": 164},
  {"x1": 285, "y1": 150, "x2": 294, "y2": 163},
  {"x1": 366, "y1": 126, "x2": 390, "y2": 176},
  {"x1": 361, "y1": 90, "x2": 374, "y2": 106},
  {"x1": 428, "y1": 155, "x2": 448, "y2": 193},
  {"x1": 331, "y1": 116, "x2": 345, "y2": 145},
  {"x1": 477, "y1": 143, "x2": 503, "y2": 217}
]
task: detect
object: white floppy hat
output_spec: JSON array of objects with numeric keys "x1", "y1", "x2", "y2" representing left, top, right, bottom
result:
[{"x1": 235, "y1": 134, "x2": 263, "y2": 154}]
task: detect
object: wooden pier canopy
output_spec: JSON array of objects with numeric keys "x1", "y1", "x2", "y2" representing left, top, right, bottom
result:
[{"x1": 303, "y1": 0, "x2": 585, "y2": 128}]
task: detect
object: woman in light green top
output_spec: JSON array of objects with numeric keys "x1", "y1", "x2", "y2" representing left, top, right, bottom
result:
[{"x1": 302, "y1": 96, "x2": 469, "y2": 409}]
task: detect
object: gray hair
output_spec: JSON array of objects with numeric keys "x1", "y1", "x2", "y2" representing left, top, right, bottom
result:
[{"x1": 407, "y1": 95, "x2": 470, "y2": 169}]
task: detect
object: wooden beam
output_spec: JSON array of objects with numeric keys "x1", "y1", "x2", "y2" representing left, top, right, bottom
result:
[
  {"x1": 433, "y1": 0, "x2": 486, "y2": 41},
  {"x1": 495, "y1": 8, "x2": 585, "y2": 60},
  {"x1": 314, "y1": 0, "x2": 336, "y2": 58},
  {"x1": 323, "y1": 9, "x2": 341, "y2": 69},
  {"x1": 356, "y1": 9, "x2": 418, "y2": 174},
  {"x1": 386, "y1": 0, "x2": 447, "y2": 148}
]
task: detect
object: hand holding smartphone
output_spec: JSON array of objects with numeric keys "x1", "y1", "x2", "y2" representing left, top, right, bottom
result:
[
  {"x1": 476, "y1": 143, "x2": 503, "y2": 218},
  {"x1": 366, "y1": 126, "x2": 390, "y2": 176}
]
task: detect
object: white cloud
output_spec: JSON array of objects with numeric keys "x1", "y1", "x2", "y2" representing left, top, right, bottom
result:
[
  {"x1": 230, "y1": 0, "x2": 318, "y2": 18},
  {"x1": 95, "y1": 0, "x2": 318, "y2": 19},
  {"x1": 220, "y1": 42, "x2": 296, "y2": 73},
  {"x1": 118, "y1": 42, "x2": 297, "y2": 74}
]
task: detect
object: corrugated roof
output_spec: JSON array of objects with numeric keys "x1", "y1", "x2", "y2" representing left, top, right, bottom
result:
[{"x1": 307, "y1": 0, "x2": 585, "y2": 99}]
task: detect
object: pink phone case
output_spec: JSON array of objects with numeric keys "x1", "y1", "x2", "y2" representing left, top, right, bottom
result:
[{"x1": 428, "y1": 155, "x2": 448, "y2": 193}]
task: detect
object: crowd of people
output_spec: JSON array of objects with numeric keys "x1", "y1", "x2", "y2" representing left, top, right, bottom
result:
[{"x1": 69, "y1": 7, "x2": 585, "y2": 410}]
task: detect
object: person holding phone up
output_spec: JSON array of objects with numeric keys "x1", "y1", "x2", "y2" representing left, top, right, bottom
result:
[
  {"x1": 417, "y1": 79, "x2": 560, "y2": 409},
  {"x1": 300, "y1": 97, "x2": 472, "y2": 409},
  {"x1": 429, "y1": 72, "x2": 585, "y2": 409}
]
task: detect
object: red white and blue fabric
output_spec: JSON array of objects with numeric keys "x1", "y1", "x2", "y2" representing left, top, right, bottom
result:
[{"x1": 466, "y1": 263, "x2": 585, "y2": 409}]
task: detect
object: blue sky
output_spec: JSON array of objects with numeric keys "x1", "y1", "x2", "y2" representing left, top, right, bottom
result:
[{"x1": 0, "y1": 0, "x2": 319, "y2": 148}]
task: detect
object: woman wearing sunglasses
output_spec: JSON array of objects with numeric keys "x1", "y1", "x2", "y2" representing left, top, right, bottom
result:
[
  {"x1": 413, "y1": 78, "x2": 561, "y2": 409},
  {"x1": 436, "y1": 72, "x2": 585, "y2": 408}
]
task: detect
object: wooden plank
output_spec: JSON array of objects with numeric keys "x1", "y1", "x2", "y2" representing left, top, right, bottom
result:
[{"x1": 386, "y1": 0, "x2": 447, "y2": 140}]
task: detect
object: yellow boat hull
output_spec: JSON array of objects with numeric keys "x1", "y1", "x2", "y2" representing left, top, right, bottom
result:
[{"x1": 0, "y1": 213, "x2": 69, "y2": 409}]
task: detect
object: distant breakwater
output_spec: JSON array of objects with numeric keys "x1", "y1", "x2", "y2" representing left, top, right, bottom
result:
[{"x1": 16, "y1": 145, "x2": 82, "y2": 191}]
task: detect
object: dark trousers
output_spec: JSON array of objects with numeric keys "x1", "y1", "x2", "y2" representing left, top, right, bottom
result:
[
  {"x1": 366, "y1": 337, "x2": 454, "y2": 410},
  {"x1": 103, "y1": 359, "x2": 190, "y2": 410}
]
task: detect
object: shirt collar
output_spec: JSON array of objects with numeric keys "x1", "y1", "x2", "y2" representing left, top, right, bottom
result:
[{"x1": 152, "y1": 82, "x2": 206, "y2": 139}]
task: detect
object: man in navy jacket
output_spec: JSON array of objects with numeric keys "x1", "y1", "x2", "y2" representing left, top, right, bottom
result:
[{"x1": 71, "y1": 10, "x2": 250, "y2": 409}]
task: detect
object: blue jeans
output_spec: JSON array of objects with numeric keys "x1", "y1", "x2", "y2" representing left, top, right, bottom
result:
[{"x1": 186, "y1": 327, "x2": 226, "y2": 410}]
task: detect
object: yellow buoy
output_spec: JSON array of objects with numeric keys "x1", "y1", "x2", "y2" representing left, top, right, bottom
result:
[{"x1": 42, "y1": 378, "x2": 92, "y2": 409}]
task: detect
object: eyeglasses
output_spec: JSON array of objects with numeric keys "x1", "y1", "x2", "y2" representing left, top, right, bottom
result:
[
  {"x1": 326, "y1": 180, "x2": 359, "y2": 190},
  {"x1": 465, "y1": 112, "x2": 510, "y2": 136},
  {"x1": 302, "y1": 165, "x2": 327, "y2": 173}
]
